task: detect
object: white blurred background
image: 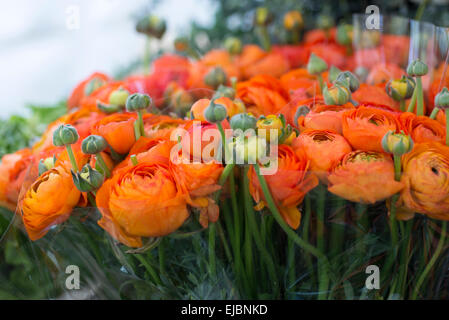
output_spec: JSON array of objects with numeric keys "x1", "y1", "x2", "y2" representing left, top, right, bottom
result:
[{"x1": 0, "y1": 0, "x2": 214, "y2": 117}]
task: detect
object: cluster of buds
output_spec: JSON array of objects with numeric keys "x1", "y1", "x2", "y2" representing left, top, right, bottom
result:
[{"x1": 98, "y1": 87, "x2": 130, "y2": 114}]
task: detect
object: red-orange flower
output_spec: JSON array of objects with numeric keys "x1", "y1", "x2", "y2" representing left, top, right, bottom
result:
[
  {"x1": 67, "y1": 72, "x2": 110, "y2": 110},
  {"x1": 292, "y1": 129, "x2": 352, "y2": 181},
  {"x1": 143, "y1": 114, "x2": 187, "y2": 140},
  {"x1": 328, "y1": 151, "x2": 403, "y2": 203},
  {"x1": 399, "y1": 112, "x2": 445, "y2": 144},
  {"x1": 342, "y1": 106, "x2": 401, "y2": 152},
  {"x1": 248, "y1": 145, "x2": 318, "y2": 229},
  {"x1": 92, "y1": 113, "x2": 137, "y2": 154},
  {"x1": 352, "y1": 84, "x2": 399, "y2": 110}
]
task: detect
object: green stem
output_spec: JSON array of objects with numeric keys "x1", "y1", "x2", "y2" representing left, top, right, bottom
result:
[
  {"x1": 429, "y1": 107, "x2": 440, "y2": 120},
  {"x1": 134, "y1": 254, "x2": 161, "y2": 285},
  {"x1": 399, "y1": 220, "x2": 413, "y2": 297},
  {"x1": 159, "y1": 238, "x2": 165, "y2": 276},
  {"x1": 412, "y1": 221, "x2": 447, "y2": 299},
  {"x1": 66, "y1": 144, "x2": 79, "y2": 172},
  {"x1": 208, "y1": 223, "x2": 216, "y2": 278},
  {"x1": 216, "y1": 121, "x2": 226, "y2": 161},
  {"x1": 394, "y1": 155, "x2": 401, "y2": 182},
  {"x1": 329, "y1": 198, "x2": 346, "y2": 258},
  {"x1": 257, "y1": 26, "x2": 271, "y2": 51},
  {"x1": 143, "y1": 37, "x2": 151, "y2": 75},
  {"x1": 416, "y1": 77, "x2": 424, "y2": 116},
  {"x1": 446, "y1": 109, "x2": 449, "y2": 146},
  {"x1": 317, "y1": 74, "x2": 324, "y2": 92},
  {"x1": 406, "y1": 86, "x2": 418, "y2": 113},
  {"x1": 400, "y1": 100, "x2": 405, "y2": 112},
  {"x1": 95, "y1": 153, "x2": 111, "y2": 178},
  {"x1": 138, "y1": 110, "x2": 145, "y2": 138},
  {"x1": 229, "y1": 173, "x2": 241, "y2": 277},
  {"x1": 316, "y1": 184, "x2": 328, "y2": 299}
]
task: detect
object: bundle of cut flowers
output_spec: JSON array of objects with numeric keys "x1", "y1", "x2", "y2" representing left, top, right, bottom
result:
[{"x1": 2, "y1": 9, "x2": 449, "y2": 299}]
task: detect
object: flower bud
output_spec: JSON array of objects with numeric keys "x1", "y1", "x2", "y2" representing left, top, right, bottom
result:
[
  {"x1": 307, "y1": 53, "x2": 328, "y2": 75},
  {"x1": 204, "y1": 66, "x2": 227, "y2": 89},
  {"x1": 336, "y1": 23, "x2": 353, "y2": 46},
  {"x1": 407, "y1": 59, "x2": 428, "y2": 77},
  {"x1": 38, "y1": 156, "x2": 56, "y2": 176},
  {"x1": 335, "y1": 71, "x2": 360, "y2": 93},
  {"x1": 213, "y1": 85, "x2": 235, "y2": 99},
  {"x1": 224, "y1": 37, "x2": 242, "y2": 55},
  {"x1": 254, "y1": 7, "x2": 273, "y2": 26},
  {"x1": 204, "y1": 99, "x2": 227, "y2": 123},
  {"x1": 435, "y1": 87, "x2": 449, "y2": 109},
  {"x1": 317, "y1": 14, "x2": 334, "y2": 31},
  {"x1": 72, "y1": 164, "x2": 104, "y2": 192},
  {"x1": 256, "y1": 114, "x2": 284, "y2": 142},
  {"x1": 126, "y1": 93, "x2": 152, "y2": 112},
  {"x1": 329, "y1": 66, "x2": 342, "y2": 83},
  {"x1": 382, "y1": 131, "x2": 414, "y2": 156},
  {"x1": 109, "y1": 87, "x2": 130, "y2": 107},
  {"x1": 174, "y1": 36, "x2": 189, "y2": 52},
  {"x1": 230, "y1": 113, "x2": 257, "y2": 132},
  {"x1": 97, "y1": 101, "x2": 121, "y2": 114},
  {"x1": 82, "y1": 135, "x2": 108, "y2": 155},
  {"x1": 84, "y1": 77, "x2": 106, "y2": 96},
  {"x1": 386, "y1": 76, "x2": 415, "y2": 101},
  {"x1": 234, "y1": 135, "x2": 267, "y2": 164},
  {"x1": 136, "y1": 15, "x2": 166, "y2": 39},
  {"x1": 323, "y1": 84, "x2": 350, "y2": 105},
  {"x1": 283, "y1": 10, "x2": 303, "y2": 31},
  {"x1": 293, "y1": 105, "x2": 310, "y2": 127},
  {"x1": 53, "y1": 124, "x2": 79, "y2": 146}
]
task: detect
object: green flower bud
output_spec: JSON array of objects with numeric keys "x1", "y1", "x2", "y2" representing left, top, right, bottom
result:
[
  {"x1": 204, "y1": 66, "x2": 227, "y2": 89},
  {"x1": 126, "y1": 93, "x2": 152, "y2": 112},
  {"x1": 323, "y1": 84, "x2": 350, "y2": 105},
  {"x1": 283, "y1": 10, "x2": 303, "y2": 31},
  {"x1": 307, "y1": 53, "x2": 328, "y2": 75},
  {"x1": 317, "y1": 14, "x2": 334, "y2": 31},
  {"x1": 38, "y1": 157, "x2": 56, "y2": 176},
  {"x1": 109, "y1": 88, "x2": 129, "y2": 107},
  {"x1": 336, "y1": 23, "x2": 353, "y2": 46},
  {"x1": 328, "y1": 66, "x2": 342, "y2": 83},
  {"x1": 230, "y1": 113, "x2": 257, "y2": 132},
  {"x1": 213, "y1": 84, "x2": 235, "y2": 99},
  {"x1": 385, "y1": 76, "x2": 415, "y2": 101},
  {"x1": 136, "y1": 15, "x2": 166, "y2": 39},
  {"x1": 72, "y1": 164, "x2": 104, "y2": 192},
  {"x1": 97, "y1": 101, "x2": 121, "y2": 114},
  {"x1": 335, "y1": 71, "x2": 360, "y2": 93},
  {"x1": 204, "y1": 99, "x2": 227, "y2": 123},
  {"x1": 84, "y1": 77, "x2": 106, "y2": 96},
  {"x1": 382, "y1": 131, "x2": 414, "y2": 156},
  {"x1": 224, "y1": 36, "x2": 242, "y2": 55},
  {"x1": 254, "y1": 7, "x2": 273, "y2": 26},
  {"x1": 435, "y1": 87, "x2": 449, "y2": 109},
  {"x1": 407, "y1": 59, "x2": 428, "y2": 77},
  {"x1": 82, "y1": 135, "x2": 107, "y2": 155},
  {"x1": 293, "y1": 105, "x2": 310, "y2": 127},
  {"x1": 234, "y1": 135, "x2": 267, "y2": 164},
  {"x1": 53, "y1": 124, "x2": 79, "y2": 146}
]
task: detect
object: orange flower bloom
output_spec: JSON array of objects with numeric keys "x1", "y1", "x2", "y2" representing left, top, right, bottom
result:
[
  {"x1": 248, "y1": 145, "x2": 318, "y2": 229},
  {"x1": 342, "y1": 106, "x2": 401, "y2": 152},
  {"x1": 67, "y1": 72, "x2": 110, "y2": 110},
  {"x1": 97, "y1": 161, "x2": 189, "y2": 247},
  {"x1": 80, "y1": 81, "x2": 127, "y2": 112},
  {"x1": 399, "y1": 112, "x2": 445, "y2": 144},
  {"x1": 328, "y1": 151, "x2": 403, "y2": 203},
  {"x1": 397, "y1": 142, "x2": 449, "y2": 220},
  {"x1": 280, "y1": 68, "x2": 328, "y2": 98},
  {"x1": 0, "y1": 149, "x2": 34, "y2": 211},
  {"x1": 366, "y1": 63, "x2": 405, "y2": 86},
  {"x1": 237, "y1": 75, "x2": 289, "y2": 116},
  {"x1": 190, "y1": 99, "x2": 210, "y2": 121},
  {"x1": 292, "y1": 129, "x2": 352, "y2": 182},
  {"x1": 352, "y1": 84, "x2": 399, "y2": 110},
  {"x1": 143, "y1": 114, "x2": 187, "y2": 140},
  {"x1": 20, "y1": 162, "x2": 82, "y2": 240},
  {"x1": 92, "y1": 113, "x2": 137, "y2": 154}
]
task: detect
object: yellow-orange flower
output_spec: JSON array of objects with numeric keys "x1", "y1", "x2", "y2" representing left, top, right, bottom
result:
[
  {"x1": 292, "y1": 129, "x2": 352, "y2": 182},
  {"x1": 398, "y1": 142, "x2": 449, "y2": 220},
  {"x1": 248, "y1": 145, "x2": 318, "y2": 229},
  {"x1": 92, "y1": 113, "x2": 137, "y2": 154},
  {"x1": 97, "y1": 161, "x2": 189, "y2": 247},
  {"x1": 327, "y1": 150, "x2": 404, "y2": 203},
  {"x1": 342, "y1": 106, "x2": 401, "y2": 152},
  {"x1": 399, "y1": 112, "x2": 445, "y2": 144}
]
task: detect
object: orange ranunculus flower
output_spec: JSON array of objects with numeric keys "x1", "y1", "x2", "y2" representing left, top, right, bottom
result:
[
  {"x1": 341, "y1": 106, "x2": 401, "y2": 152},
  {"x1": 352, "y1": 84, "x2": 399, "y2": 110},
  {"x1": 304, "y1": 28, "x2": 337, "y2": 44},
  {"x1": 237, "y1": 75, "x2": 289, "y2": 116},
  {"x1": 80, "y1": 81, "x2": 129, "y2": 112},
  {"x1": 67, "y1": 72, "x2": 110, "y2": 110},
  {"x1": 397, "y1": 142, "x2": 449, "y2": 220},
  {"x1": 382, "y1": 34, "x2": 410, "y2": 68},
  {"x1": 236, "y1": 45, "x2": 267, "y2": 76},
  {"x1": 143, "y1": 114, "x2": 187, "y2": 140},
  {"x1": 272, "y1": 45, "x2": 308, "y2": 69},
  {"x1": 304, "y1": 43, "x2": 347, "y2": 69},
  {"x1": 96, "y1": 161, "x2": 189, "y2": 247},
  {"x1": 399, "y1": 112, "x2": 445, "y2": 144},
  {"x1": 19, "y1": 162, "x2": 82, "y2": 241},
  {"x1": 280, "y1": 68, "x2": 329, "y2": 98},
  {"x1": 292, "y1": 129, "x2": 352, "y2": 182},
  {"x1": 171, "y1": 154, "x2": 223, "y2": 227},
  {"x1": 241, "y1": 51, "x2": 290, "y2": 80},
  {"x1": 92, "y1": 113, "x2": 137, "y2": 154},
  {"x1": 190, "y1": 99, "x2": 210, "y2": 121},
  {"x1": 366, "y1": 63, "x2": 405, "y2": 86},
  {"x1": 0, "y1": 149, "x2": 34, "y2": 211},
  {"x1": 327, "y1": 150, "x2": 403, "y2": 203},
  {"x1": 248, "y1": 145, "x2": 318, "y2": 229}
]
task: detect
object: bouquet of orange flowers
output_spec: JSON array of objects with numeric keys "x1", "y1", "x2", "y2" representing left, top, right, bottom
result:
[{"x1": 2, "y1": 9, "x2": 449, "y2": 300}]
